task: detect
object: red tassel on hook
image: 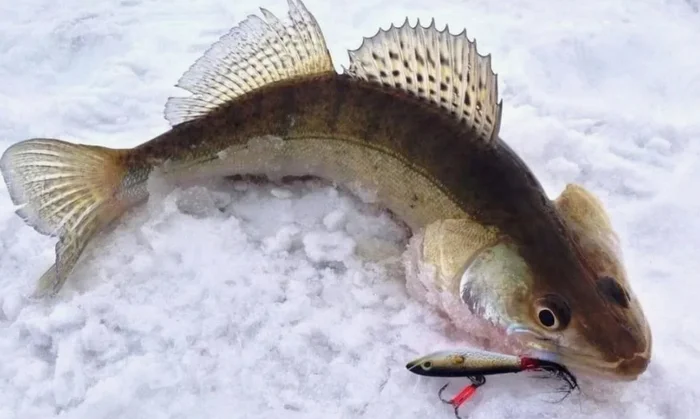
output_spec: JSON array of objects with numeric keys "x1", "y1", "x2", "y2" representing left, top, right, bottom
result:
[
  {"x1": 449, "y1": 384, "x2": 479, "y2": 406},
  {"x1": 438, "y1": 375, "x2": 486, "y2": 419}
]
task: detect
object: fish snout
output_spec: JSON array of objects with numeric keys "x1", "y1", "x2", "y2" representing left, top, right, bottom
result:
[
  {"x1": 576, "y1": 315, "x2": 652, "y2": 380},
  {"x1": 614, "y1": 353, "x2": 651, "y2": 379},
  {"x1": 611, "y1": 320, "x2": 652, "y2": 379}
]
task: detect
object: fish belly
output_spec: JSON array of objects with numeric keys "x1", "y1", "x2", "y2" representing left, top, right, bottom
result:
[
  {"x1": 177, "y1": 134, "x2": 467, "y2": 230},
  {"x1": 161, "y1": 133, "x2": 499, "y2": 329}
]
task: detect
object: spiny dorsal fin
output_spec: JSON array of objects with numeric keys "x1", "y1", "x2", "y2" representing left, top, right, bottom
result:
[
  {"x1": 345, "y1": 19, "x2": 502, "y2": 143},
  {"x1": 164, "y1": 0, "x2": 334, "y2": 126}
]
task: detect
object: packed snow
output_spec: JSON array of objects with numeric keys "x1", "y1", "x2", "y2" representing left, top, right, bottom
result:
[{"x1": 1, "y1": 0, "x2": 699, "y2": 418}]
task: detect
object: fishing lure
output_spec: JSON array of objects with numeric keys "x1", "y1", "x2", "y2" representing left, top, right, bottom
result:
[{"x1": 406, "y1": 348, "x2": 578, "y2": 418}]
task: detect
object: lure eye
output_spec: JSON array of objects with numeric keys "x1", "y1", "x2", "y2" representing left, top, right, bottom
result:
[
  {"x1": 421, "y1": 361, "x2": 433, "y2": 370},
  {"x1": 535, "y1": 294, "x2": 571, "y2": 331}
]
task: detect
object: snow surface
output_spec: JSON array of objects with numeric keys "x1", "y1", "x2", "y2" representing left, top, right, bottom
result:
[{"x1": 1, "y1": 0, "x2": 700, "y2": 418}]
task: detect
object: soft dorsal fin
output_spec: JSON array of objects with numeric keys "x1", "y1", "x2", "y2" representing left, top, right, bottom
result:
[
  {"x1": 164, "y1": 0, "x2": 334, "y2": 126},
  {"x1": 345, "y1": 19, "x2": 502, "y2": 143}
]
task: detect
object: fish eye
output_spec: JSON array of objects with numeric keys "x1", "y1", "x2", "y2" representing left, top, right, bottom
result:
[
  {"x1": 538, "y1": 308, "x2": 557, "y2": 328},
  {"x1": 421, "y1": 361, "x2": 433, "y2": 370},
  {"x1": 535, "y1": 294, "x2": 571, "y2": 331}
]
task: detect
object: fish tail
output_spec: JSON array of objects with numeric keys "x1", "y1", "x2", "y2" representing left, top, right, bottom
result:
[{"x1": 0, "y1": 138, "x2": 135, "y2": 297}]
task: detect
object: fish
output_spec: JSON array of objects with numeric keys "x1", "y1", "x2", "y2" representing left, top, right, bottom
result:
[{"x1": 0, "y1": 0, "x2": 651, "y2": 380}]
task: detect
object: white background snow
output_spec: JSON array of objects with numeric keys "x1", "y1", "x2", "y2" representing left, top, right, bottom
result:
[{"x1": 1, "y1": 0, "x2": 699, "y2": 418}]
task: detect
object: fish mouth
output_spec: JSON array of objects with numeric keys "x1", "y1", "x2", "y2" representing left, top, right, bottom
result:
[
  {"x1": 561, "y1": 352, "x2": 650, "y2": 381},
  {"x1": 508, "y1": 325, "x2": 651, "y2": 381},
  {"x1": 521, "y1": 340, "x2": 651, "y2": 381}
]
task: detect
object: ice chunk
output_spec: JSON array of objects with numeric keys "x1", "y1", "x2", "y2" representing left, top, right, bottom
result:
[
  {"x1": 322, "y1": 209, "x2": 347, "y2": 231},
  {"x1": 1, "y1": 292, "x2": 24, "y2": 322},
  {"x1": 49, "y1": 303, "x2": 86, "y2": 332},
  {"x1": 175, "y1": 186, "x2": 230, "y2": 218},
  {"x1": 80, "y1": 319, "x2": 113, "y2": 355},
  {"x1": 53, "y1": 337, "x2": 86, "y2": 407},
  {"x1": 263, "y1": 225, "x2": 302, "y2": 254},
  {"x1": 646, "y1": 136, "x2": 671, "y2": 153},
  {"x1": 21, "y1": 318, "x2": 52, "y2": 350},
  {"x1": 271, "y1": 187, "x2": 294, "y2": 199},
  {"x1": 302, "y1": 231, "x2": 356, "y2": 263}
]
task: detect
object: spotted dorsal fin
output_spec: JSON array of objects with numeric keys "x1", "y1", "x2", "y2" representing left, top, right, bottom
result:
[
  {"x1": 345, "y1": 19, "x2": 502, "y2": 143},
  {"x1": 164, "y1": 0, "x2": 334, "y2": 126}
]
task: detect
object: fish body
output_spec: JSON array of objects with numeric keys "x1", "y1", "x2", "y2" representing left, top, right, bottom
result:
[
  {"x1": 0, "y1": 1, "x2": 651, "y2": 380},
  {"x1": 129, "y1": 75, "x2": 554, "y2": 234}
]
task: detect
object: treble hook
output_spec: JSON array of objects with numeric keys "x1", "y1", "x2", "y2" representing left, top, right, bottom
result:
[{"x1": 437, "y1": 375, "x2": 486, "y2": 419}]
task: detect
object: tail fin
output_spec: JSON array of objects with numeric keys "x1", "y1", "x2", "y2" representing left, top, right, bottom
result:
[{"x1": 1, "y1": 139, "x2": 130, "y2": 297}]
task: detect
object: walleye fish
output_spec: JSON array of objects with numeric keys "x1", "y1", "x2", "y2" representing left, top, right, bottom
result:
[{"x1": 0, "y1": 0, "x2": 651, "y2": 380}]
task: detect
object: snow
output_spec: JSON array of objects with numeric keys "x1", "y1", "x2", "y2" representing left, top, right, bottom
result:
[{"x1": 0, "y1": 0, "x2": 699, "y2": 418}]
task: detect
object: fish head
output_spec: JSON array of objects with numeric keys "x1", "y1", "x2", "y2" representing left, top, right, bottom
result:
[
  {"x1": 459, "y1": 184, "x2": 651, "y2": 380},
  {"x1": 538, "y1": 184, "x2": 652, "y2": 380}
]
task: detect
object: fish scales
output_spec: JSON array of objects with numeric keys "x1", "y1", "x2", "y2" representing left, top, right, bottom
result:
[{"x1": 128, "y1": 74, "x2": 549, "y2": 231}]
